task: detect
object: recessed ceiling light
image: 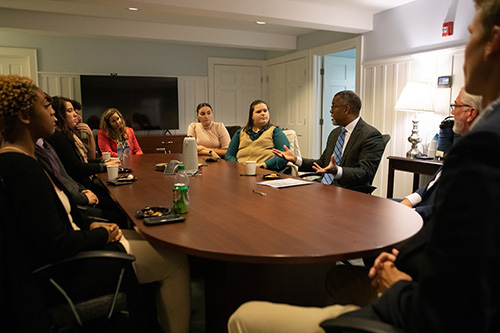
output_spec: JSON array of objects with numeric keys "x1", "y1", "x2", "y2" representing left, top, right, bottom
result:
[
  {"x1": 128, "y1": 7, "x2": 139, "y2": 11},
  {"x1": 256, "y1": 21, "x2": 266, "y2": 25}
]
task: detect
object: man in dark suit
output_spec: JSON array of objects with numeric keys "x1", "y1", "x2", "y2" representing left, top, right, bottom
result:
[
  {"x1": 274, "y1": 90, "x2": 384, "y2": 192},
  {"x1": 398, "y1": 87, "x2": 481, "y2": 224},
  {"x1": 330, "y1": 1, "x2": 500, "y2": 331}
]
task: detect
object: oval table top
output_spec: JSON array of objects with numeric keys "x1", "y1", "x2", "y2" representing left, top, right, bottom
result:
[{"x1": 98, "y1": 154, "x2": 423, "y2": 264}]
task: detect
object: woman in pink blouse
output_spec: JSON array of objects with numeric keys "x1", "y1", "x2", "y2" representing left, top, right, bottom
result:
[
  {"x1": 98, "y1": 108, "x2": 143, "y2": 157},
  {"x1": 187, "y1": 103, "x2": 231, "y2": 158}
]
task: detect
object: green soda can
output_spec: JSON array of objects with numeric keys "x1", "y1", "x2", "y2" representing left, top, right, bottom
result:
[
  {"x1": 173, "y1": 164, "x2": 190, "y2": 213},
  {"x1": 173, "y1": 184, "x2": 189, "y2": 213}
]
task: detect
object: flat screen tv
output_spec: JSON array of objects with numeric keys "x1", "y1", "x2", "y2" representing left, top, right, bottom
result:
[{"x1": 80, "y1": 75, "x2": 179, "y2": 131}]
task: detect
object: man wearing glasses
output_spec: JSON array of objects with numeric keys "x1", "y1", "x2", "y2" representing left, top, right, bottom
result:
[
  {"x1": 398, "y1": 87, "x2": 482, "y2": 224},
  {"x1": 273, "y1": 90, "x2": 384, "y2": 193}
]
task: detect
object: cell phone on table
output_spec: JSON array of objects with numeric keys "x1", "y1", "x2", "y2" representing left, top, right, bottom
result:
[{"x1": 143, "y1": 214, "x2": 185, "y2": 226}]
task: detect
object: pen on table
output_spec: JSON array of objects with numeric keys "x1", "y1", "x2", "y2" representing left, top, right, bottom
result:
[{"x1": 252, "y1": 189, "x2": 267, "y2": 196}]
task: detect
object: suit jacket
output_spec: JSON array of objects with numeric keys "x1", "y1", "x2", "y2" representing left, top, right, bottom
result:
[
  {"x1": 299, "y1": 118, "x2": 384, "y2": 190},
  {"x1": 350, "y1": 98, "x2": 500, "y2": 332}
]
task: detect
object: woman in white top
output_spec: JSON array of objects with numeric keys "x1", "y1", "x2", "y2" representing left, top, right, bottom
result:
[{"x1": 187, "y1": 102, "x2": 231, "y2": 158}]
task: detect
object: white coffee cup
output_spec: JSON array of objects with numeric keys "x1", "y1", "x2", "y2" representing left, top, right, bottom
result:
[
  {"x1": 245, "y1": 161, "x2": 257, "y2": 175},
  {"x1": 107, "y1": 165, "x2": 119, "y2": 180},
  {"x1": 102, "y1": 152, "x2": 111, "y2": 160}
]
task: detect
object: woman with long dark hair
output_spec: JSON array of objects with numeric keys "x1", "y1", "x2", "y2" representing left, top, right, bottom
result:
[
  {"x1": 187, "y1": 102, "x2": 231, "y2": 158},
  {"x1": 225, "y1": 100, "x2": 289, "y2": 171},
  {"x1": 47, "y1": 97, "x2": 119, "y2": 187}
]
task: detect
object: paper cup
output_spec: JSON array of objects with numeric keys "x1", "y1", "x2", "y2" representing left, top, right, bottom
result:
[
  {"x1": 107, "y1": 165, "x2": 119, "y2": 180},
  {"x1": 102, "y1": 152, "x2": 111, "y2": 160},
  {"x1": 245, "y1": 161, "x2": 257, "y2": 175}
]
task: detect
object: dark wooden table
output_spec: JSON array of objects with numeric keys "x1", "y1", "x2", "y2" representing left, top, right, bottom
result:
[
  {"x1": 386, "y1": 156, "x2": 442, "y2": 199},
  {"x1": 97, "y1": 154, "x2": 423, "y2": 332}
]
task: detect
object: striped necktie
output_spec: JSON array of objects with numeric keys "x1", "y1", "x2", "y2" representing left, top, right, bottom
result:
[{"x1": 321, "y1": 127, "x2": 346, "y2": 184}]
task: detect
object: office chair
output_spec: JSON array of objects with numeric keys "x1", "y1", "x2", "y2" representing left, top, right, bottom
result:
[
  {"x1": 0, "y1": 174, "x2": 137, "y2": 332},
  {"x1": 93, "y1": 128, "x2": 102, "y2": 157},
  {"x1": 320, "y1": 316, "x2": 405, "y2": 333},
  {"x1": 282, "y1": 129, "x2": 302, "y2": 176},
  {"x1": 225, "y1": 125, "x2": 241, "y2": 139},
  {"x1": 33, "y1": 250, "x2": 136, "y2": 331}
]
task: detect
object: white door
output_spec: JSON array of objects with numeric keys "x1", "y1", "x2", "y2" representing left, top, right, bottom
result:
[
  {"x1": 268, "y1": 63, "x2": 286, "y2": 127},
  {"x1": 322, "y1": 55, "x2": 355, "y2": 150},
  {"x1": 0, "y1": 47, "x2": 38, "y2": 82},
  {"x1": 213, "y1": 65, "x2": 262, "y2": 127},
  {"x1": 285, "y1": 58, "x2": 309, "y2": 157},
  {"x1": 268, "y1": 58, "x2": 309, "y2": 157}
]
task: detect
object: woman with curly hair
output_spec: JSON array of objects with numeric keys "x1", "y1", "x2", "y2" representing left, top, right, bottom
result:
[
  {"x1": 98, "y1": 108, "x2": 143, "y2": 157},
  {"x1": 0, "y1": 75, "x2": 124, "y2": 331},
  {"x1": 0, "y1": 75, "x2": 191, "y2": 333}
]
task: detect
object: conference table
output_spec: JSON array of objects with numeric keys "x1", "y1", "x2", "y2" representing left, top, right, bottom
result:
[{"x1": 97, "y1": 154, "x2": 422, "y2": 332}]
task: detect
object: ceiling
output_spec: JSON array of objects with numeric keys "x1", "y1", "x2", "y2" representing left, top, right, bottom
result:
[{"x1": 0, "y1": 0, "x2": 416, "y2": 51}]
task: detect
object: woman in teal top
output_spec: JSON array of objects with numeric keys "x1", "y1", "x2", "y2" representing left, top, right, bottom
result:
[{"x1": 225, "y1": 100, "x2": 289, "y2": 171}]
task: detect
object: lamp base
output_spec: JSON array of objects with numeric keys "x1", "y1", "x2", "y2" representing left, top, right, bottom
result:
[
  {"x1": 407, "y1": 119, "x2": 422, "y2": 159},
  {"x1": 406, "y1": 147, "x2": 421, "y2": 159}
]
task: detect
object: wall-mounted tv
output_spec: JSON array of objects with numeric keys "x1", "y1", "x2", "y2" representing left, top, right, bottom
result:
[{"x1": 80, "y1": 75, "x2": 179, "y2": 131}]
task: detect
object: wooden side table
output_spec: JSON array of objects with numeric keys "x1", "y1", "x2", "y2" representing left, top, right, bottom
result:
[{"x1": 387, "y1": 156, "x2": 442, "y2": 198}]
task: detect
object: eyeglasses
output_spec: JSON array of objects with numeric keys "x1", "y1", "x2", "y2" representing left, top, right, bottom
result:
[
  {"x1": 450, "y1": 104, "x2": 471, "y2": 111},
  {"x1": 331, "y1": 104, "x2": 347, "y2": 109}
]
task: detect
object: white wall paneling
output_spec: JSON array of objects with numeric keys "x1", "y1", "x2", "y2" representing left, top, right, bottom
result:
[
  {"x1": 362, "y1": 46, "x2": 465, "y2": 198},
  {"x1": 38, "y1": 73, "x2": 81, "y2": 101},
  {"x1": 176, "y1": 76, "x2": 209, "y2": 135}
]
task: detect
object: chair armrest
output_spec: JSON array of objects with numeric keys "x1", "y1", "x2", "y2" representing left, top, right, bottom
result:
[
  {"x1": 320, "y1": 316, "x2": 405, "y2": 333},
  {"x1": 33, "y1": 251, "x2": 136, "y2": 277}
]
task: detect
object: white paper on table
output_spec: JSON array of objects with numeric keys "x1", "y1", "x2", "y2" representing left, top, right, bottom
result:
[{"x1": 257, "y1": 178, "x2": 314, "y2": 189}]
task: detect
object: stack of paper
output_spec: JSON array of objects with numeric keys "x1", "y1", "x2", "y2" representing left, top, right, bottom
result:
[{"x1": 257, "y1": 178, "x2": 313, "y2": 189}]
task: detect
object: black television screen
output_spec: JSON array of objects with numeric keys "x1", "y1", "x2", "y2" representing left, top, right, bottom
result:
[{"x1": 80, "y1": 75, "x2": 179, "y2": 131}]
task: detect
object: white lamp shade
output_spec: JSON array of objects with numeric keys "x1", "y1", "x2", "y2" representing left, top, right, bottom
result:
[{"x1": 395, "y1": 81, "x2": 434, "y2": 112}]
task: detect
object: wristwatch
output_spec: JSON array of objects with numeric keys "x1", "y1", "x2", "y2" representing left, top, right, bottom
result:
[{"x1": 208, "y1": 150, "x2": 213, "y2": 156}]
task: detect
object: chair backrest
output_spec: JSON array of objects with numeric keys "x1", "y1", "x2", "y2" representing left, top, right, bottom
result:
[
  {"x1": 382, "y1": 134, "x2": 391, "y2": 149},
  {"x1": 352, "y1": 134, "x2": 391, "y2": 195},
  {"x1": 282, "y1": 129, "x2": 302, "y2": 158},
  {"x1": 225, "y1": 126, "x2": 241, "y2": 139},
  {"x1": 93, "y1": 129, "x2": 101, "y2": 157}
]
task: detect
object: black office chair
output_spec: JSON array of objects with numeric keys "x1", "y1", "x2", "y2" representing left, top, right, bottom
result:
[
  {"x1": 226, "y1": 125, "x2": 241, "y2": 138},
  {"x1": 320, "y1": 316, "x2": 405, "y2": 333},
  {"x1": 33, "y1": 250, "x2": 136, "y2": 331},
  {"x1": 0, "y1": 174, "x2": 138, "y2": 332}
]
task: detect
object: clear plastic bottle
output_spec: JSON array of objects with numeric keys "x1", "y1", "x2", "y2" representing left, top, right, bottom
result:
[
  {"x1": 122, "y1": 138, "x2": 131, "y2": 167},
  {"x1": 173, "y1": 164, "x2": 190, "y2": 213},
  {"x1": 117, "y1": 139, "x2": 125, "y2": 162},
  {"x1": 124, "y1": 139, "x2": 131, "y2": 159}
]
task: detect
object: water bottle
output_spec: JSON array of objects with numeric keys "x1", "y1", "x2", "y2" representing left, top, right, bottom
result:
[
  {"x1": 428, "y1": 134, "x2": 438, "y2": 159},
  {"x1": 123, "y1": 139, "x2": 131, "y2": 167},
  {"x1": 117, "y1": 139, "x2": 125, "y2": 161},
  {"x1": 173, "y1": 164, "x2": 190, "y2": 214}
]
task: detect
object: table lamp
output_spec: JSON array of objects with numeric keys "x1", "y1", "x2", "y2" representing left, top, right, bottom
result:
[{"x1": 395, "y1": 81, "x2": 434, "y2": 158}]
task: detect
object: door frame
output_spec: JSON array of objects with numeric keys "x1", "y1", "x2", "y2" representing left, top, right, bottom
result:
[{"x1": 310, "y1": 37, "x2": 362, "y2": 157}]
